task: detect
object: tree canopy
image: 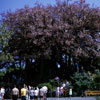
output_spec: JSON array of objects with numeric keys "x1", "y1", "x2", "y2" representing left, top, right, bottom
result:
[
  {"x1": 1, "y1": 0, "x2": 100, "y2": 83},
  {"x1": 2, "y1": 1, "x2": 100, "y2": 60}
]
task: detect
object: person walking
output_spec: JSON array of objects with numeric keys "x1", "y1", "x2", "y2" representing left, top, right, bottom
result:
[{"x1": 12, "y1": 85, "x2": 19, "y2": 100}]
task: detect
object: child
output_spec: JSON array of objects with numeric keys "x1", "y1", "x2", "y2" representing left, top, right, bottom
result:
[{"x1": 69, "y1": 87, "x2": 72, "y2": 97}]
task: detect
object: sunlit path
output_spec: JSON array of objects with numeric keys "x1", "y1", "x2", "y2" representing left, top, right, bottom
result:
[
  {"x1": 5, "y1": 97, "x2": 97, "y2": 100},
  {"x1": 47, "y1": 97, "x2": 96, "y2": 100}
]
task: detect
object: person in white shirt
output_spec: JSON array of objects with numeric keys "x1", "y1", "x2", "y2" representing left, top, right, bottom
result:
[
  {"x1": 39, "y1": 87, "x2": 44, "y2": 100},
  {"x1": 42, "y1": 86, "x2": 48, "y2": 100},
  {"x1": 1, "y1": 87, "x2": 5, "y2": 100},
  {"x1": 29, "y1": 87, "x2": 34, "y2": 100},
  {"x1": 12, "y1": 85, "x2": 19, "y2": 100},
  {"x1": 34, "y1": 87, "x2": 39, "y2": 100},
  {"x1": 60, "y1": 86, "x2": 64, "y2": 97}
]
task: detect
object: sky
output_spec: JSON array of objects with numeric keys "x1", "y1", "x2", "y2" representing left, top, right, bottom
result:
[
  {"x1": 0, "y1": 0, "x2": 100, "y2": 13},
  {"x1": 0, "y1": 0, "x2": 100, "y2": 18}
]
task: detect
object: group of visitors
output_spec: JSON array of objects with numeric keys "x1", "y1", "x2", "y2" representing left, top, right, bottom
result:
[
  {"x1": 0, "y1": 80, "x2": 72, "y2": 100},
  {"x1": 0, "y1": 84, "x2": 48, "y2": 100},
  {"x1": 55, "y1": 80, "x2": 72, "y2": 97},
  {"x1": 18, "y1": 84, "x2": 47, "y2": 100},
  {"x1": 20, "y1": 84, "x2": 48, "y2": 100}
]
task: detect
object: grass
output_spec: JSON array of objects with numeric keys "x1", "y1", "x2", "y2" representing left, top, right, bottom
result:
[{"x1": 96, "y1": 96, "x2": 100, "y2": 100}]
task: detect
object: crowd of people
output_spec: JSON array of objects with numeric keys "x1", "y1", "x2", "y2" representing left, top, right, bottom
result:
[
  {"x1": 55, "y1": 80, "x2": 72, "y2": 98},
  {"x1": 0, "y1": 80, "x2": 72, "y2": 100},
  {"x1": 0, "y1": 84, "x2": 48, "y2": 100}
]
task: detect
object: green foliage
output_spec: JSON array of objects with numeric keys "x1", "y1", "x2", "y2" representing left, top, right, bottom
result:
[
  {"x1": 96, "y1": 96, "x2": 100, "y2": 100},
  {"x1": 90, "y1": 69, "x2": 100, "y2": 90},
  {"x1": 0, "y1": 24, "x2": 12, "y2": 47},
  {"x1": 0, "y1": 23, "x2": 14, "y2": 64},
  {"x1": 71, "y1": 70, "x2": 100, "y2": 96},
  {"x1": 71, "y1": 71, "x2": 92, "y2": 96},
  {"x1": 0, "y1": 23, "x2": 14, "y2": 78},
  {"x1": 71, "y1": 72, "x2": 91, "y2": 88},
  {"x1": 38, "y1": 79, "x2": 56, "y2": 91},
  {"x1": 0, "y1": 66, "x2": 20, "y2": 77},
  {"x1": 0, "y1": 71, "x2": 6, "y2": 77},
  {"x1": 38, "y1": 82, "x2": 52, "y2": 89}
]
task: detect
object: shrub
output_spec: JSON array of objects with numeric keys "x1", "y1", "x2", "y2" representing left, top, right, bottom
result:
[
  {"x1": 71, "y1": 72, "x2": 92, "y2": 96},
  {"x1": 71, "y1": 70, "x2": 100, "y2": 96}
]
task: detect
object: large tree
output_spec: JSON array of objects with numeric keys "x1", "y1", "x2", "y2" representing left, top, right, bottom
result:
[{"x1": 1, "y1": 0, "x2": 100, "y2": 82}]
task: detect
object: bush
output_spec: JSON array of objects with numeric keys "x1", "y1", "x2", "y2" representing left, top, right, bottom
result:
[
  {"x1": 90, "y1": 70, "x2": 100, "y2": 90},
  {"x1": 71, "y1": 72, "x2": 92, "y2": 96},
  {"x1": 96, "y1": 96, "x2": 100, "y2": 100},
  {"x1": 71, "y1": 70, "x2": 100, "y2": 96}
]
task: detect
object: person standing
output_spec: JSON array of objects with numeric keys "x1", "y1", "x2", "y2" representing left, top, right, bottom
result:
[
  {"x1": 0, "y1": 89, "x2": 2, "y2": 100},
  {"x1": 1, "y1": 87, "x2": 5, "y2": 100},
  {"x1": 56, "y1": 86, "x2": 60, "y2": 98},
  {"x1": 28, "y1": 85, "x2": 31, "y2": 100},
  {"x1": 21, "y1": 85, "x2": 28, "y2": 100},
  {"x1": 42, "y1": 86, "x2": 48, "y2": 100},
  {"x1": 12, "y1": 85, "x2": 19, "y2": 100},
  {"x1": 39, "y1": 87, "x2": 44, "y2": 100},
  {"x1": 34, "y1": 87, "x2": 39, "y2": 100},
  {"x1": 65, "y1": 80, "x2": 69, "y2": 89},
  {"x1": 69, "y1": 87, "x2": 72, "y2": 97},
  {"x1": 29, "y1": 87, "x2": 34, "y2": 100}
]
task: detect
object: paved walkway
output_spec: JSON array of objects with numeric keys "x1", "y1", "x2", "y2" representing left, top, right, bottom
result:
[
  {"x1": 47, "y1": 97, "x2": 97, "y2": 100},
  {"x1": 5, "y1": 97, "x2": 97, "y2": 100}
]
